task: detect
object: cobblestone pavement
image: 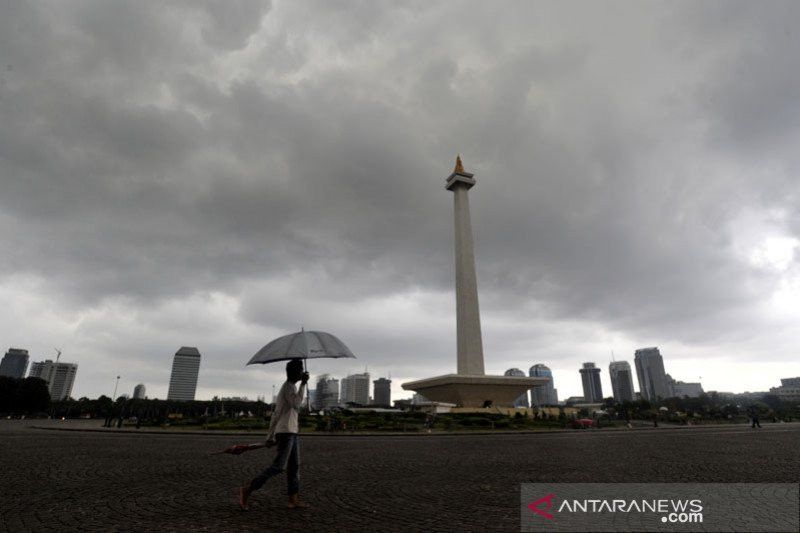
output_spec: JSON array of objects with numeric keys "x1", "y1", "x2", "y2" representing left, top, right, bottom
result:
[{"x1": 1, "y1": 421, "x2": 798, "y2": 532}]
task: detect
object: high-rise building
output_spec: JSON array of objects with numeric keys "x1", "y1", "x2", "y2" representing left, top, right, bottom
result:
[
  {"x1": 166, "y1": 347, "x2": 201, "y2": 401},
  {"x1": 341, "y1": 373, "x2": 370, "y2": 406},
  {"x1": 529, "y1": 364, "x2": 558, "y2": 406},
  {"x1": 579, "y1": 362, "x2": 603, "y2": 402},
  {"x1": 339, "y1": 376, "x2": 349, "y2": 404},
  {"x1": 504, "y1": 368, "x2": 530, "y2": 407},
  {"x1": 307, "y1": 389, "x2": 317, "y2": 409},
  {"x1": 133, "y1": 383, "x2": 146, "y2": 399},
  {"x1": 28, "y1": 361, "x2": 44, "y2": 378},
  {"x1": 609, "y1": 361, "x2": 635, "y2": 403},
  {"x1": 373, "y1": 377, "x2": 392, "y2": 407},
  {"x1": 0, "y1": 348, "x2": 29, "y2": 379},
  {"x1": 315, "y1": 374, "x2": 340, "y2": 409},
  {"x1": 28, "y1": 359, "x2": 78, "y2": 400},
  {"x1": 634, "y1": 347, "x2": 671, "y2": 402}
]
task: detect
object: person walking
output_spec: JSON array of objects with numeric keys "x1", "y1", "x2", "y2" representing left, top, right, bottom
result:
[
  {"x1": 238, "y1": 358, "x2": 310, "y2": 511},
  {"x1": 750, "y1": 408, "x2": 762, "y2": 429}
]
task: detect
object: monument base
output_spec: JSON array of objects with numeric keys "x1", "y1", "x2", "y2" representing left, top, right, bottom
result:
[{"x1": 402, "y1": 374, "x2": 547, "y2": 407}]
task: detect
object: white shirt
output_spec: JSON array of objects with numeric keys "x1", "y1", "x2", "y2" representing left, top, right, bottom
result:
[{"x1": 267, "y1": 380, "x2": 306, "y2": 440}]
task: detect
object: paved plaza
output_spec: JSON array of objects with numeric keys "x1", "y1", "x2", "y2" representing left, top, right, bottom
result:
[{"x1": 1, "y1": 421, "x2": 799, "y2": 532}]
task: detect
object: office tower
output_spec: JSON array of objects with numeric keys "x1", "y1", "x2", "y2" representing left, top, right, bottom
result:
[
  {"x1": 315, "y1": 374, "x2": 340, "y2": 409},
  {"x1": 340, "y1": 376, "x2": 349, "y2": 404},
  {"x1": 634, "y1": 347, "x2": 671, "y2": 402},
  {"x1": 27, "y1": 359, "x2": 78, "y2": 400},
  {"x1": 307, "y1": 390, "x2": 318, "y2": 409},
  {"x1": 28, "y1": 361, "x2": 45, "y2": 379},
  {"x1": 609, "y1": 361, "x2": 635, "y2": 402},
  {"x1": 0, "y1": 348, "x2": 29, "y2": 379},
  {"x1": 579, "y1": 362, "x2": 603, "y2": 402},
  {"x1": 341, "y1": 372, "x2": 370, "y2": 406},
  {"x1": 529, "y1": 364, "x2": 558, "y2": 406},
  {"x1": 133, "y1": 383, "x2": 146, "y2": 399},
  {"x1": 373, "y1": 378, "x2": 392, "y2": 407},
  {"x1": 166, "y1": 347, "x2": 201, "y2": 401},
  {"x1": 504, "y1": 368, "x2": 530, "y2": 407}
]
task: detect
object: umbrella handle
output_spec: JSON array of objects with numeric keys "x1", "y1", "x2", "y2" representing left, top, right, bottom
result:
[
  {"x1": 303, "y1": 358, "x2": 310, "y2": 413},
  {"x1": 301, "y1": 328, "x2": 310, "y2": 413}
]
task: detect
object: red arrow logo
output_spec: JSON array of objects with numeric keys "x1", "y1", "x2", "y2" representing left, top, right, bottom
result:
[{"x1": 528, "y1": 493, "x2": 556, "y2": 520}]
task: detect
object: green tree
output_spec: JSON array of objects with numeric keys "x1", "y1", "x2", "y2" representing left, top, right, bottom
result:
[
  {"x1": 0, "y1": 376, "x2": 17, "y2": 413},
  {"x1": 17, "y1": 377, "x2": 51, "y2": 413}
]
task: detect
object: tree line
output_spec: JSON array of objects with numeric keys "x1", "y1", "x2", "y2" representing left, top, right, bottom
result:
[
  {"x1": 48, "y1": 396, "x2": 272, "y2": 425},
  {"x1": 0, "y1": 377, "x2": 51, "y2": 415}
]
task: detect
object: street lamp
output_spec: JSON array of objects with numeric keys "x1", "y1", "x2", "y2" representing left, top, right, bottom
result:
[{"x1": 113, "y1": 375, "x2": 120, "y2": 400}]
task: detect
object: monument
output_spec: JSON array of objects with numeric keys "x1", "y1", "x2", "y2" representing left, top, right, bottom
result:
[{"x1": 402, "y1": 157, "x2": 545, "y2": 407}]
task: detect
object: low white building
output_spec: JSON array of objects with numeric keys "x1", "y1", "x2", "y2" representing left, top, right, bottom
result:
[
  {"x1": 670, "y1": 381, "x2": 704, "y2": 398},
  {"x1": 770, "y1": 377, "x2": 800, "y2": 402}
]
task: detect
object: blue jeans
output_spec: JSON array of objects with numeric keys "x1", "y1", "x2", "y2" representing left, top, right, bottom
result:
[{"x1": 249, "y1": 433, "x2": 300, "y2": 495}]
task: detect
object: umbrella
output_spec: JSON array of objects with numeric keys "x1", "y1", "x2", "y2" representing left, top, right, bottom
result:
[
  {"x1": 211, "y1": 442, "x2": 269, "y2": 456},
  {"x1": 247, "y1": 329, "x2": 356, "y2": 365},
  {"x1": 247, "y1": 328, "x2": 357, "y2": 411}
]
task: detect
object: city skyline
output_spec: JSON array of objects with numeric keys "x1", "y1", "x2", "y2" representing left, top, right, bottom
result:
[
  {"x1": 2, "y1": 343, "x2": 792, "y2": 404},
  {"x1": 2, "y1": 3, "x2": 800, "y2": 402}
]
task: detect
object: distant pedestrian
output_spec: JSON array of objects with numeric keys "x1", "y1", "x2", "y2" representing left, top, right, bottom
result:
[
  {"x1": 751, "y1": 410, "x2": 761, "y2": 429},
  {"x1": 238, "y1": 359, "x2": 310, "y2": 511}
]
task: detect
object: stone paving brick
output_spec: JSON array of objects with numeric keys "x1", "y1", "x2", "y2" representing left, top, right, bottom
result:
[{"x1": 1, "y1": 422, "x2": 798, "y2": 531}]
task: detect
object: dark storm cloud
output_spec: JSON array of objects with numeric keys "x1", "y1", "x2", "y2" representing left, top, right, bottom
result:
[{"x1": 1, "y1": 1, "x2": 798, "y2": 399}]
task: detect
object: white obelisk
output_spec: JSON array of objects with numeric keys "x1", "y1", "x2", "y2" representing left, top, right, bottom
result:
[
  {"x1": 401, "y1": 157, "x2": 544, "y2": 407},
  {"x1": 446, "y1": 156, "x2": 485, "y2": 376}
]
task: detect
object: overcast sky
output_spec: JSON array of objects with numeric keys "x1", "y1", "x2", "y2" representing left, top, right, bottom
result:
[{"x1": 2, "y1": 1, "x2": 799, "y2": 402}]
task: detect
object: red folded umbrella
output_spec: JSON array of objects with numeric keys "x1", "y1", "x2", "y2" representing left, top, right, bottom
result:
[{"x1": 212, "y1": 443, "x2": 266, "y2": 455}]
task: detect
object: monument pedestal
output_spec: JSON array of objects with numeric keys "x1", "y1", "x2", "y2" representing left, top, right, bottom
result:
[{"x1": 402, "y1": 374, "x2": 546, "y2": 407}]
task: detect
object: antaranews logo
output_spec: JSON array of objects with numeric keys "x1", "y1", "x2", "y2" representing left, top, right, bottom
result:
[
  {"x1": 522, "y1": 483, "x2": 798, "y2": 532},
  {"x1": 527, "y1": 493, "x2": 556, "y2": 520},
  {"x1": 527, "y1": 493, "x2": 704, "y2": 524}
]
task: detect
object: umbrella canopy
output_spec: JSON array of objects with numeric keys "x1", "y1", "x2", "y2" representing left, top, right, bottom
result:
[{"x1": 247, "y1": 330, "x2": 356, "y2": 365}]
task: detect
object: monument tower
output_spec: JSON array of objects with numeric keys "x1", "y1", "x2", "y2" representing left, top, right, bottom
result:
[
  {"x1": 402, "y1": 157, "x2": 544, "y2": 407},
  {"x1": 449, "y1": 156, "x2": 485, "y2": 375}
]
